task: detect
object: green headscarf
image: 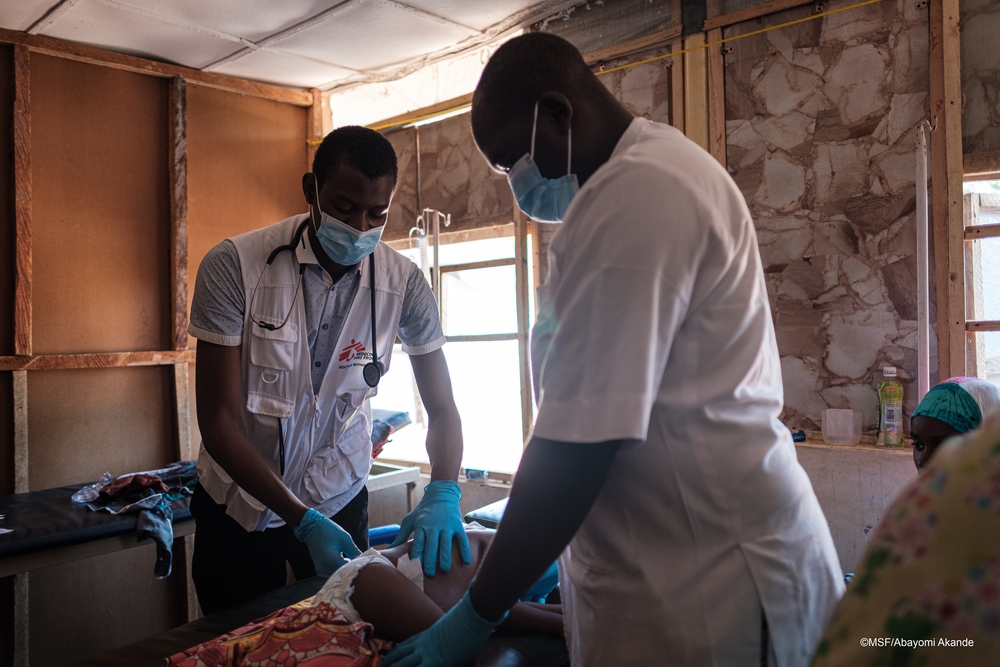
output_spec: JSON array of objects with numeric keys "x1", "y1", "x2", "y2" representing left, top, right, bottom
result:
[{"x1": 911, "y1": 382, "x2": 982, "y2": 434}]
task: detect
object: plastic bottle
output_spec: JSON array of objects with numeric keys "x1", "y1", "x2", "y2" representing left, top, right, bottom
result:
[{"x1": 877, "y1": 366, "x2": 905, "y2": 447}]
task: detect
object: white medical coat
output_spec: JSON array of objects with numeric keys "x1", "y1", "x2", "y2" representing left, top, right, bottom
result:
[{"x1": 530, "y1": 119, "x2": 843, "y2": 667}]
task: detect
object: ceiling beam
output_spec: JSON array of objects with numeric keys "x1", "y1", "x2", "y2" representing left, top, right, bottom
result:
[
  {"x1": 203, "y1": 0, "x2": 365, "y2": 72},
  {"x1": 207, "y1": 44, "x2": 364, "y2": 77},
  {"x1": 203, "y1": 0, "x2": 484, "y2": 75},
  {"x1": 381, "y1": 0, "x2": 480, "y2": 35},
  {"x1": 26, "y1": 0, "x2": 79, "y2": 34},
  {"x1": 318, "y1": 0, "x2": 583, "y2": 91},
  {"x1": 87, "y1": 0, "x2": 256, "y2": 48}
]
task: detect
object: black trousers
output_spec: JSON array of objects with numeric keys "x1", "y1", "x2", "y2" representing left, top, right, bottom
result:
[{"x1": 190, "y1": 482, "x2": 369, "y2": 615}]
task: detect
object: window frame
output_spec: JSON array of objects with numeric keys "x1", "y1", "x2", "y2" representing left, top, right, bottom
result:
[
  {"x1": 383, "y1": 215, "x2": 537, "y2": 473},
  {"x1": 959, "y1": 188, "x2": 1000, "y2": 378}
]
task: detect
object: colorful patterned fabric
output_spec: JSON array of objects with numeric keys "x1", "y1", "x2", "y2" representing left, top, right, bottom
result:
[
  {"x1": 166, "y1": 598, "x2": 392, "y2": 667},
  {"x1": 911, "y1": 382, "x2": 983, "y2": 434},
  {"x1": 813, "y1": 407, "x2": 1000, "y2": 666}
]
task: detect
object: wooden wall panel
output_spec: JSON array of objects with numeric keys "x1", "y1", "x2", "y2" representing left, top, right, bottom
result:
[
  {"x1": 187, "y1": 360, "x2": 201, "y2": 460},
  {"x1": 0, "y1": 577, "x2": 14, "y2": 667},
  {"x1": 186, "y1": 85, "x2": 308, "y2": 350},
  {"x1": 27, "y1": 367, "x2": 174, "y2": 489},
  {"x1": 0, "y1": 576, "x2": 10, "y2": 667},
  {"x1": 30, "y1": 53, "x2": 170, "y2": 355},
  {"x1": 29, "y1": 544, "x2": 180, "y2": 666},
  {"x1": 0, "y1": 45, "x2": 13, "y2": 357},
  {"x1": 13, "y1": 45, "x2": 30, "y2": 358},
  {"x1": 0, "y1": 372, "x2": 11, "y2": 496}
]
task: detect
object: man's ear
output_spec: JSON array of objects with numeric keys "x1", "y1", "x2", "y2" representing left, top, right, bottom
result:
[
  {"x1": 301, "y1": 172, "x2": 318, "y2": 207},
  {"x1": 537, "y1": 91, "x2": 573, "y2": 135}
]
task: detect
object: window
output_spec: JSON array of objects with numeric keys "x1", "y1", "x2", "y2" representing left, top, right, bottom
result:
[
  {"x1": 371, "y1": 223, "x2": 537, "y2": 474},
  {"x1": 962, "y1": 181, "x2": 1000, "y2": 383}
]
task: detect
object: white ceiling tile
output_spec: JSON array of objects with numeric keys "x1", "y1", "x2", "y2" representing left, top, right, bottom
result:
[
  {"x1": 38, "y1": 0, "x2": 242, "y2": 70},
  {"x1": 1, "y1": 0, "x2": 565, "y2": 92},
  {"x1": 399, "y1": 0, "x2": 538, "y2": 32},
  {"x1": 114, "y1": 0, "x2": 347, "y2": 43},
  {"x1": 271, "y1": 0, "x2": 477, "y2": 73},
  {"x1": 212, "y1": 48, "x2": 355, "y2": 88},
  {"x1": 0, "y1": 0, "x2": 60, "y2": 31}
]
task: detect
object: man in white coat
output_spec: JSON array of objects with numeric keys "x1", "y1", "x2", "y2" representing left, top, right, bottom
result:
[
  {"x1": 190, "y1": 127, "x2": 469, "y2": 614},
  {"x1": 385, "y1": 33, "x2": 843, "y2": 667}
]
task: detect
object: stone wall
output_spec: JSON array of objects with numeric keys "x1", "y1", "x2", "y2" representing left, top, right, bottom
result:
[
  {"x1": 587, "y1": 0, "x2": 930, "y2": 430},
  {"x1": 724, "y1": 0, "x2": 930, "y2": 430},
  {"x1": 384, "y1": 126, "x2": 418, "y2": 241},
  {"x1": 961, "y1": 0, "x2": 1000, "y2": 155},
  {"x1": 381, "y1": 0, "x2": 931, "y2": 431},
  {"x1": 383, "y1": 115, "x2": 514, "y2": 242},
  {"x1": 417, "y1": 113, "x2": 515, "y2": 229},
  {"x1": 597, "y1": 50, "x2": 673, "y2": 124}
]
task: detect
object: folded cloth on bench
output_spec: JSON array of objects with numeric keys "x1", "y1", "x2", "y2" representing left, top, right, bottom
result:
[
  {"x1": 77, "y1": 461, "x2": 198, "y2": 578},
  {"x1": 166, "y1": 597, "x2": 391, "y2": 667}
]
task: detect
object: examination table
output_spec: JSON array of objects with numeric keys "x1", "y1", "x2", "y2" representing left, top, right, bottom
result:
[
  {"x1": 77, "y1": 574, "x2": 568, "y2": 667},
  {"x1": 77, "y1": 496, "x2": 568, "y2": 667}
]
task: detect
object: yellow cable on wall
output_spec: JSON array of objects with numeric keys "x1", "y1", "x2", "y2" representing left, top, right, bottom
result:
[
  {"x1": 597, "y1": 0, "x2": 883, "y2": 76},
  {"x1": 364, "y1": 0, "x2": 886, "y2": 133}
]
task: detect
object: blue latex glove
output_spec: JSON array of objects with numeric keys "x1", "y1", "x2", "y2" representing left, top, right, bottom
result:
[
  {"x1": 520, "y1": 560, "x2": 559, "y2": 603},
  {"x1": 293, "y1": 508, "x2": 362, "y2": 576},
  {"x1": 383, "y1": 590, "x2": 507, "y2": 667},
  {"x1": 391, "y1": 480, "x2": 471, "y2": 577}
]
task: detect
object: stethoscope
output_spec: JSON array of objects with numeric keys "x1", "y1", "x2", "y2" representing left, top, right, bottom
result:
[{"x1": 248, "y1": 217, "x2": 384, "y2": 474}]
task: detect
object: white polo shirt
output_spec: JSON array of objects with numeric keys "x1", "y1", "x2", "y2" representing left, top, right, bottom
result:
[{"x1": 531, "y1": 118, "x2": 843, "y2": 667}]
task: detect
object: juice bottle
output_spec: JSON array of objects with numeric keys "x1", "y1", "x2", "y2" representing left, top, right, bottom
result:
[{"x1": 877, "y1": 366, "x2": 904, "y2": 447}]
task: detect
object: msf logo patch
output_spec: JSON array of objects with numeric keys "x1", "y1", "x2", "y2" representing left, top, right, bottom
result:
[{"x1": 339, "y1": 340, "x2": 366, "y2": 362}]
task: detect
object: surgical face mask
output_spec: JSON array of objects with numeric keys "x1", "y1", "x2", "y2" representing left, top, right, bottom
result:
[
  {"x1": 311, "y1": 174, "x2": 384, "y2": 266},
  {"x1": 507, "y1": 102, "x2": 579, "y2": 223}
]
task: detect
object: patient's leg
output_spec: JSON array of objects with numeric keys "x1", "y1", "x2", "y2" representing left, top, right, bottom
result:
[
  {"x1": 349, "y1": 535, "x2": 562, "y2": 640},
  {"x1": 349, "y1": 561, "x2": 443, "y2": 642}
]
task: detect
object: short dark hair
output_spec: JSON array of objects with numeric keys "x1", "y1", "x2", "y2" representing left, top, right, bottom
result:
[
  {"x1": 312, "y1": 125, "x2": 398, "y2": 188},
  {"x1": 473, "y1": 33, "x2": 605, "y2": 122}
]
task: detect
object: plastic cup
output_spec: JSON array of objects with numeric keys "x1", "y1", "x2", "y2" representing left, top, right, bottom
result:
[{"x1": 822, "y1": 409, "x2": 862, "y2": 445}]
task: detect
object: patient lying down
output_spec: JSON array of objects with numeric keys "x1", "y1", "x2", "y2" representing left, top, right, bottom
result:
[{"x1": 311, "y1": 522, "x2": 563, "y2": 642}]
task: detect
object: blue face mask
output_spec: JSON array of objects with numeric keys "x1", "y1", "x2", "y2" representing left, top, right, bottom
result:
[
  {"x1": 507, "y1": 102, "x2": 579, "y2": 223},
  {"x1": 311, "y1": 175, "x2": 384, "y2": 266}
]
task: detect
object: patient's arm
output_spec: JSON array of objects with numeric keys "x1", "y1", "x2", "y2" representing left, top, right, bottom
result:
[
  {"x1": 350, "y1": 531, "x2": 477, "y2": 641},
  {"x1": 500, "y1": 602, "x2": 564, "y2": 635}
]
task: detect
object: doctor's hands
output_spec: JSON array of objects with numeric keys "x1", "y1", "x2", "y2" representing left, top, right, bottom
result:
[
  {"x1": 293, "y1": 508, "x2": 362, "y2": 576},
  {"x1": 382, "y1": 590, "x2": 507, "y2": 667},
  {"x1": 390, "y1": 480, "x2": 471, "y2": 577}
]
